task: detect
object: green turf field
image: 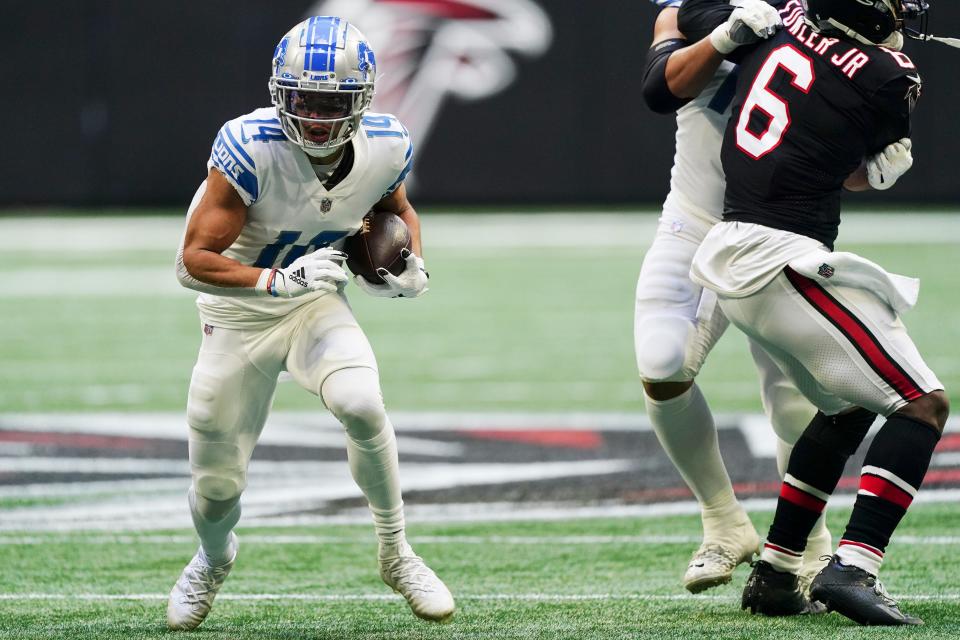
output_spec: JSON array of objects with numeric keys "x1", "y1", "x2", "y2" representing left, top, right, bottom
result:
[
  {"x1": 1, "y1": 212, "x2": 958, "y2": 413},
  {"x1": 0, "y1": 506, "x2": 957, "y2": 639},
  {"x1": 1, "y1": 212, "x2": 958, "y2": 637}
]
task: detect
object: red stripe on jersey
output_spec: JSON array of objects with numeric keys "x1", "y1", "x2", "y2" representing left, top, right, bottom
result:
[
  {"x1": 839, "y1": 538, "x2": 884, "y2": 558},
  {"x1": 764, "y1": 542, "x2": 802, "y2": 557},
  {"x1": 860, "y1": 474, "x2": 914, "y2": 509},
  {"x1": 784, "y1": 267, "x2": 925, "y2": 402},
  {"x1": 780, "y1": 482, "x2": 827, "y2": 512}
]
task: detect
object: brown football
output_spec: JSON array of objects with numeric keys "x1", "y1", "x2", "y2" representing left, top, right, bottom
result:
[{"x1": 345, "y1": 211, "x2": 412, "y2": 284}]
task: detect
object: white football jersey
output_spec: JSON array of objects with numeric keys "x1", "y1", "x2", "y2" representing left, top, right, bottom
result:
[
  {"x1": 186, "y1": 106, "x2": 413, "y2": 328},
  {"x1": 665, "y1": 61, "x2": 737, "y2": 223}
]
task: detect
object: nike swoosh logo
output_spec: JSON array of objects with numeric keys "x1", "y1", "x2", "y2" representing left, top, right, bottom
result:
[
  {"x1": 907, "y1": 74, "x2": 922, "y2": 84},
  {"x1": 240, "y1": 129, "x2": 251, "y2": 144}
]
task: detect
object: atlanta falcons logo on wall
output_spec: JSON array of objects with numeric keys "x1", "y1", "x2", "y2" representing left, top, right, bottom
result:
[{"x1": 308, "y1": 0, "x2": 553, "y2": 181}]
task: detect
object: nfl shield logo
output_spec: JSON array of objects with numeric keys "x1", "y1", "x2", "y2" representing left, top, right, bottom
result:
[
  {"x1": 320, "y1": 198, "x2": 333, "y2": 214},
  {"x1": 818, "y1": 263, "x2": 835, "y2": 278}
]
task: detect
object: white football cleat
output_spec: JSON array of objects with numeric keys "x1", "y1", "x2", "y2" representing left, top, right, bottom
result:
[
  {"x1": 683, "y1": 516, "x2": 760, "y2": 593},
  {"x1": 379, "y1": 540, "x2": 455, "y2": 622},
  {"x1": 798, "y1": 526, "x2": 833, "y2": 598},
  {"x1": 166, "y1": 533, "x2": 238, "y2": 630}
]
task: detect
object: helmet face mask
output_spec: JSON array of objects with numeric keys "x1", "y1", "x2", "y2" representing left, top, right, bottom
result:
[
  {"x1": 276, "y1": 87, "x2": 366, "y2": 148},
  {"x1": 804, "y1": 0, "x2": 930, "y2": 46},
  {"x1": 900, "y1": 1, "x2": 931, "y2": 42},
  {"x1": 268, "y1": 17, "x2": 376, "y2": 156}
]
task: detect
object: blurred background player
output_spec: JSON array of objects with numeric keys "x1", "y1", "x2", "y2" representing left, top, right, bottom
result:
[
  {"x1": 679, "y1": 0, "x2": 948, "y2": 625},
  {"x1": 636, "y1": 0, "x2": 832, "y2": 594},
  {"x1": 167, "y1": 16, "x2": 453, "y2": 630}
]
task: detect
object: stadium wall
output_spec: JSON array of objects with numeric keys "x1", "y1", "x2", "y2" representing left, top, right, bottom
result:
[{"x1": 5, "y1": 1, "x2": 960, "y2": 207}]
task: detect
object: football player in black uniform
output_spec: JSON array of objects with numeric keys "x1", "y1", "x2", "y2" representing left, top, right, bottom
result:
[{"x1": 675, "y1": 0, "x2": 948, "y2": 626}]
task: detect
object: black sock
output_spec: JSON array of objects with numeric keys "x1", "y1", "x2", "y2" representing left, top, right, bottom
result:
[
  {"x1": 762, "y1": 409, "x2": 874, "y2": 571},
  {"x1": 838, "y1": 414, "x2": 940, "y2": 575}
]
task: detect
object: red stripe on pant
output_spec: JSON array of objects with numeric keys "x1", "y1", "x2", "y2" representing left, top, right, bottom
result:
[
  {"x1": 860, "y1": 474, "x2": 914, "y2": 510},
  {"x1": 780, "y1": 483, "x2": 827, "y2": 512},
  {"x1": 784, "y1": 267, "x2": 924, "y2": 402}
]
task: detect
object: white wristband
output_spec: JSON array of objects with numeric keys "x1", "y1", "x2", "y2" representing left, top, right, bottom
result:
[
  {"x1": 255, "y1": 268, "x2": 279, "y2": 297},
  {"x1": 710, "y1": 23, "x2": 738, "y2": 55}
]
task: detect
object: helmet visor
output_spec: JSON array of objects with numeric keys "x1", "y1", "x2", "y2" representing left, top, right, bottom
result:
[
  {"x1": 276, "y1": 87, "x2": 366, "y2": 147},
  {"x1": 285, "y1": 90, "x2": 354, "y2": 120}
]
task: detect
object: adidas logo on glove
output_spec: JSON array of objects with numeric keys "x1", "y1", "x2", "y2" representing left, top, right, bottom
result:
[{"x1": 289, "y1": 267, "x2": 308, "y2": 288}]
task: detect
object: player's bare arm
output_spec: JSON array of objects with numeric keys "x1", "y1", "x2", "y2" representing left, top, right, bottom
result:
[
  {"x1": 178, "y1": 169, "x2": 347, "y2": 299},
  {"x1": 652, "y1": 9, "x2": 725, "y2": 102},
  {"x1": 374, "y1": 182, "x2": 422, "y2": 256},
  {"x1": 182, "y1": 169, "x2": 258, "y2": 288},
  {"x1": 843, "y1": 162, "x2": 871, "y2": 192}
]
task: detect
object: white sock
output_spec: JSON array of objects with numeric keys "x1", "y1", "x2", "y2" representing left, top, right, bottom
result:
[
  {"x1": 322, "y1": 368, "x2": 406, "y2": 545},
  {"x1": 700, "y1": 489, "x2": 753, "y2": 543},
  {"x1": 775, "y1": 437, "x2": 792, "y2": 479},
  {"x1": 645, "y1": 384, "x2": 735, "y2": 509},
  {"x1": 760, "y1": 544, "x2": 804, "y2": 574},
  {"x1": 347, "y1": 426, "x2": 406, "y2": 542},
  {"x1": 837, "y1": 541, "x2": 883, "y2": 577},
  {"x1": 189, "y1": 488, "x2": 240, "y2": 565}
]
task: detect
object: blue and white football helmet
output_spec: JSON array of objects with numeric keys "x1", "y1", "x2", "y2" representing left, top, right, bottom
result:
[{"x1": 269, "y1": 16, "x2": 377, "y2": 155}]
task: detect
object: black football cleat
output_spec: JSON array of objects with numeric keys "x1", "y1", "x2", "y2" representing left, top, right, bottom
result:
[
  {"x1": 741, "y1": 560, "x2": 823, "y2": 616},
  {"x1": 809, "y1": 555, "x2": 922, "y2": 626}
]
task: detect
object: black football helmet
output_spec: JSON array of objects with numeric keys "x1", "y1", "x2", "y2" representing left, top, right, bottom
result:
[{"x1": 804, "y1": 1, "x2": 929, "y2": 45}]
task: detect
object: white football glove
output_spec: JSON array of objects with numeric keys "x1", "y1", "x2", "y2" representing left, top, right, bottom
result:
[
  {"x1": 354, "y1": 249, "x2": 429, "y2": 298},
  {"x1": 710, "y1": 0, "x2": 783, "y2": 55},
  {"x1": 866, "y1": 138, "x2": 913, "y2": 191},
  {"x1": 256, "y1": 247, "x2": 348, "y2": 298}
]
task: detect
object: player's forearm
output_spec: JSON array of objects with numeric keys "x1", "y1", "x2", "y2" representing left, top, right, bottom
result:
[
  {"x1": 176, "y1": 246, "x2": 269, "y2": 298},
  {"x1": 665, "y1": 37, "x2": 726, "y2": 97},
  {"x1": 396, "y1": 207, "x2": 422, "y2": 256},
  {"x1": 182, "y1": 248, "x2": 261, "y2": 288},
  {"x1": 844, "y1": 163, "x2": 871, "y2": 192}
]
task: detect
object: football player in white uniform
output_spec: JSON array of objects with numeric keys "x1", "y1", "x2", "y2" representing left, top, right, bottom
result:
[
  {"x1": 166, "y1": 17, "x2": 454, "y2": 630},
  {"x1": 636, "y1": 0, "x2": 840, "y2": 594}
]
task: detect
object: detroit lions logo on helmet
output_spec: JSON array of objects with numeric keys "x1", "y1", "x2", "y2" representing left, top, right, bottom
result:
[
  {"x1": 306, "y1": 0, "x2": 553, "y2": 175},
  {"x1": 273, "y1": 37, "x2": 289, "y2": 76},
  {"x1": 357, "y1": 40, "x2": 376, "y2": 79}
]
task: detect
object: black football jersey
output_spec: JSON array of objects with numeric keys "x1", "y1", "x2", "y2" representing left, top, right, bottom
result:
[{"x1": 719, "y1": 1, "x2": 921, "y2": 247}]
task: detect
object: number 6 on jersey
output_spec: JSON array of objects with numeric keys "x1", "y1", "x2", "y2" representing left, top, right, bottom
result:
[{"x1": 735, "y1": 45, "x2": 815, "y2": 160}]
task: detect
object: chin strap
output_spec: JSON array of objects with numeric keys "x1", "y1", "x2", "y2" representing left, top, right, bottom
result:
[{"x1": 817, "y1": 16, "x2": 960, "y2": 51}]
